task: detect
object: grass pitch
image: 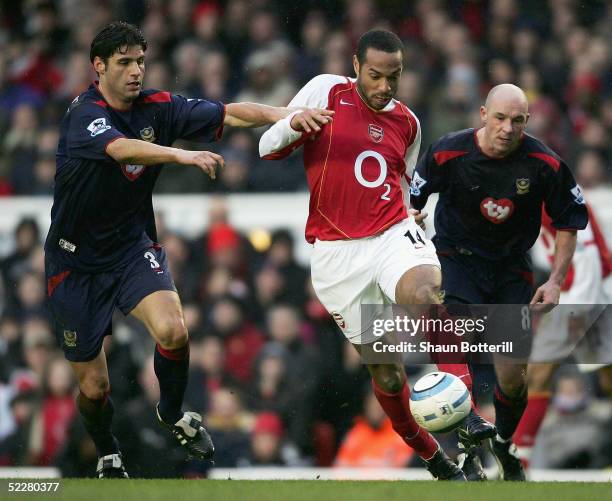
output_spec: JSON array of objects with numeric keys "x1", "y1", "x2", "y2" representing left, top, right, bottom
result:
[{"x1": 8, "y1": 479, "x2": 609, "y2": 501}]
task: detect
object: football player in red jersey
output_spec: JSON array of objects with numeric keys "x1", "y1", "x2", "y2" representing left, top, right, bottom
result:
[
  {"x1": 260, "y1": 29, "x2": 490, "y2": 480},
  {"x1": 514, "y1": 205, "x2": 612, "y2": 469}
]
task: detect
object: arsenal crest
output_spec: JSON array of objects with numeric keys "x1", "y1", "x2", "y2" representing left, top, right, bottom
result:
[
  {"x1": 368, "y1": 124, "x2": 384, "y2": 143},
  {"x1": 140, "y1": 126, "x2": 156, "y2": 142},
  {"x1": 516, "y1": 178, "x2": 530, "y2": 195}
]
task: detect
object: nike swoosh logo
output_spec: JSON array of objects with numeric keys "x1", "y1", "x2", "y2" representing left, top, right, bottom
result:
[{"x1": 340, "y1": 99, "x2": 355, "y2": 106}]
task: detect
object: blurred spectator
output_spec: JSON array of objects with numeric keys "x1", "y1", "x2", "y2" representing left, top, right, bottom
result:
[
  {"x1": 263, "y1": 304, "x2": 321, "y2": 454},
  {"x1": 262, "y1": 229, "x2": 309, "y2": 307},
  {"x1": 575, "y1": 150, "x2": 608, "y2": 189},
  {"x1": 32, "y1": 357, "x2": 76, "y2": 466},
  {"x1": 1, "y1": 217, "x2": 41, "y2": 308},
  {"x1": 185, "y1": 335, "x2": 234, "y2": 413},
  {"x1": 203, "y1": 386, "x2": 252, "y2": 468},
  {"x1": 237, "y1": 411, "x2": 301, "y2": 466},
  {"x1": 208, "y1": 296, "x2": 264, "y2": 384},
  {"x1": 335, "y1": 388, "x2": 414, "y2": 467},
  {"x1": 531, "y1": 372, "x2": 612, "y2": 469},
  {"x1": 21, "y1": 317, "x2": 55, "y2": 384},
  {"x1": 235, "y1": 47, "x2": 297, "y2": 107}
]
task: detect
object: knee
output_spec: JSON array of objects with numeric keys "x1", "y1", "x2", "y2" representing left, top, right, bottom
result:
[
  {"x1": 80, "y1": 374, "x2": 110, "y2": 401},
  {"x1": 395, "y1": 266, "x2": 441, "y2": 306},
  {"x1": 499, "y1": 372, "x2": 527, "y2": 398},
  {"x1": 371, "y1": 364, "x2": 405, "y2": 394},
  {"x1": 153, "y1": 315, "x2": 188, "y2": 349}
]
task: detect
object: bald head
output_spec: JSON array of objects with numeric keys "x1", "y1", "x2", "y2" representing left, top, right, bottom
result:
[
  {"x1": 485, "y1": 84, "x2": 528, "y2": 112},
  {"x1": 478, "y1": 84, "x2": 529, "y2": 158}
]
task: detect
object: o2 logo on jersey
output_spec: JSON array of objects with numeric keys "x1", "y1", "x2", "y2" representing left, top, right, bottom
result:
[
  {"x1": 480, "y1": 197, "x2": 514, "y2": 224},
  {"x1": 354, "y1": 150, "x2": 391, "y2": 201},
  {"x1": 368, "y1": 124, "x2": 384, "y2": 143},
  {"x1": 87, "y1": 117, "x2": 111, "y2": 137},
  {"x1": 121, "y1": 164, "x2": 145, "y2": 181}
]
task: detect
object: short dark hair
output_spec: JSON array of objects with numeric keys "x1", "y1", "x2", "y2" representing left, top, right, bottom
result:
[
  {"x1": 356, "y1": 29, "x2": 403, "y2": 64},
  {"x1": 90, "y1": 21, "x2": 147, "y2": 64}
]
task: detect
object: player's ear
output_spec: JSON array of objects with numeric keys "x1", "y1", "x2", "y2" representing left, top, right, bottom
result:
[
  {"x1": 93, "y1": 56, "x2": 106, "y2": 76},
  {"x1": 352, "y1": 54, "x2": 360, "y2": 77},
  {"x1": 479, "y1": 105, "x2": 487, "y2": 124},
  {"x1": 524, "y1": 113, "x2": 530, "y2": 126}
]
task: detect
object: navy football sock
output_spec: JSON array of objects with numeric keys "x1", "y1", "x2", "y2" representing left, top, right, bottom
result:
[
  {"x1": 154, "y1": 342, "x2": 190, "y2": 424},
  {"x1": 493, "y1": 383, "x2": 527, "y2": 441},
  {"x1": 77, "y1": 392, "x2": 119, "y2": 457}
]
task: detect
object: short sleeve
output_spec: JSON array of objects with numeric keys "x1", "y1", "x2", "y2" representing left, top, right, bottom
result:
[
  {"x1": 409, "y1": 142, "x2": 448, "y2": 210},
  {"x1": 66, "y1": 104, "x2": 125, "y2": 161},
  {"x1": 169, "y1": 95, "x2": 225, "y2": 143},
  {"x1": 542, "y1": 160, "x2": 588, "y2": 230}
]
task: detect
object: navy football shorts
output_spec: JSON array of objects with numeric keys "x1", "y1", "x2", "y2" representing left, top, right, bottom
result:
[
  {"x1": 437, "y1": 243, "x2": 533, "y2": 361},
  {"x1": 45, "y1": 244, "x2": 176, "y2": 362}
]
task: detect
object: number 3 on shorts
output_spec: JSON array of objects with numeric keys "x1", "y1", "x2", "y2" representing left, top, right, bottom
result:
[{"x1": 144, "y1": 251, "x2": 160, "y2": 268}]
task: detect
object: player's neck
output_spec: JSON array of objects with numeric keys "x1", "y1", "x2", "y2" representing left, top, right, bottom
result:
[
  {"x1": 96, "y1": 80, "x2": 133, "y2": 111},
  {"x1": 476, "y1": 127, "x2": 510, "y2": 159}
]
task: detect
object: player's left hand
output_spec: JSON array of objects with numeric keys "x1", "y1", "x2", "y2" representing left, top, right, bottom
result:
[
  {"x1": 529, "y1": 280, "x2": 560, "y2": 313},
  {"x1": 290, "y1": 108, "x2": 334, "y2": 133},
  {"x1": 408, "y1": 208, "x2": 428, "y2": 230}
]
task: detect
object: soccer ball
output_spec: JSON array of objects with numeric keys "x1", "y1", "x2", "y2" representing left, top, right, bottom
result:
[{"x1": 409, "y1": 372, "x2": 471, "y2": 433}]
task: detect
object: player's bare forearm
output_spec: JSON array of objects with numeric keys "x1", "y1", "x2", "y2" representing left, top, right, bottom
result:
[
  {"x1": 224, "y1": 102, "x2": 290, "y2": 128},
  {"x1": 531, "y1": 229, "x2": 577, "y2": 308},
  {"x1": 106, "y1": 137, "x2": 183, "y2": 165},
  {"x1": 106, "y1": 138, "x2": 224, "y2": 179},
  {"x1": 549, "y1": 230, "x2": 577, "y2": 286}
]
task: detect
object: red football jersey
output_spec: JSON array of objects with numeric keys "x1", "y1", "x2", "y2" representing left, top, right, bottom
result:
[{"x1": 260, "y1": 74, "x2": 420, "y2": 243}]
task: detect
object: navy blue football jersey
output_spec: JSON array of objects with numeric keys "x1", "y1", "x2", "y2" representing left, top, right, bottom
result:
[
  {"x1": 45, "y1": 83, "x2": 225, "y2": 272},
  {"x1": 410, "y1": 128, "x2": 588, "y2": 259}
]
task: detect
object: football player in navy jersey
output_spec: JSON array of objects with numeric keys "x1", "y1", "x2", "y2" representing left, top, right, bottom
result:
[
  {"x1": 44, "y1": 21, "x2": 331, "y2": 478},
  {"x1": 410, "y1": 84, "x2": 588, "y2": 481}
]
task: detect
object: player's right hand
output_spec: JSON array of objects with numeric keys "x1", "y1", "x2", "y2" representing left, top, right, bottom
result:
[
  {"x1": 176, "y1": 150, "x2": 225, "y2": 179},
  {"x1": 290, "y1": 108, "x2": 334, "y2": 134},
  {"x1": 409, "y1": 208, "x2": 428, "y2": 230}
]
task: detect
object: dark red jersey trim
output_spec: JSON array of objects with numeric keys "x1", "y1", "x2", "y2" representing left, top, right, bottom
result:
[
  {"x1": 47, "y1": 270, "x2": 71, "y2": 297},
  {"x1": 528, "y1": 152, "x2": 560, "y2": 172},
  {"x1": 93, "y1": 99, "x2": 108, "y2": 108},
  {"x1": 433, "y1": 150, "x2": 469, "y2": 166},
  {"x1": 142, "y1": 91, "x2": 171, "y2": 104},
  {"x1": 104, "y1": 135, "x2": 126, "y2": 156},
  {"x1": 156, "y1": 343, "x2": 189, "y2": 361},
  {"x1": 215, "y1": 104, "x2": 226, "y2": 141}
]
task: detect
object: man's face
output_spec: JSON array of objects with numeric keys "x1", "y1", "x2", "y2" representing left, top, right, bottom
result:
[
  {"x1": 480, "y1": 98, "x2": 529, "y2": 157},
  {"x1": 94, "y1": 45, "x2": 145, "y2": 103},
  {"x1": 354, "y1": 48, "x2": 402, "y2": 110}
]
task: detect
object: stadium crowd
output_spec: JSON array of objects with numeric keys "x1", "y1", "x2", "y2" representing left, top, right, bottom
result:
[{"x1": 0, "y1": 0, "x2": 611, "y2": 477}]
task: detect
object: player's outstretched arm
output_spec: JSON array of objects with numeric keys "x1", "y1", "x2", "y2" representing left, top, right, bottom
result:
[
  {"x1": 106, "y1": 138, "x2": 223, "y2": 179},
  {"x1": 530, "y1": 229, "x2": 577, "y2": 310},
  {"x1": 224, "y1": 102, "x2": 332, "y2": 129}
]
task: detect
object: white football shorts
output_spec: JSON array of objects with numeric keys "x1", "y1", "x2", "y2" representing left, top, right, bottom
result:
[{"x1": 310, "y1": 217, "x2": 440, "y2": 345}]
